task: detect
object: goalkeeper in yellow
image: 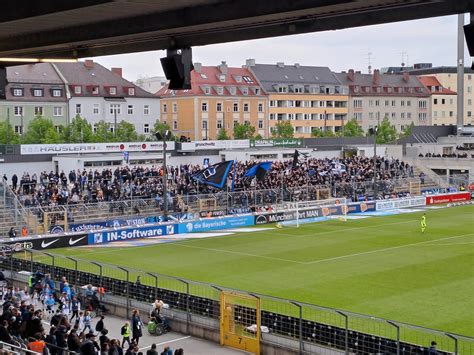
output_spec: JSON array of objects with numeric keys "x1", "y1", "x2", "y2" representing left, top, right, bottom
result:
[{"x1": 421, "y1": 214, "x2": 427, "y2": 234}]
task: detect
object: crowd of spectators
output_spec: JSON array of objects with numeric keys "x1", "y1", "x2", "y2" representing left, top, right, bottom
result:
[
  {"x1": 2, "y1": 156, "x2": 415, "y2": 208},
  {"x1": 0, "y1": 272, "x2": 183, "y2": 355}
]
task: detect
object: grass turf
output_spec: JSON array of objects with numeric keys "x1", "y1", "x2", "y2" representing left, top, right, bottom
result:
[{"x1": 49, "y1": 205, "x2": 474, "y2": 337}]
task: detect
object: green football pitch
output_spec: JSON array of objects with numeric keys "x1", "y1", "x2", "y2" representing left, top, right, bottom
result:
[{"x1": 51, "y1": 205, "x2": 474, "y2": 336}]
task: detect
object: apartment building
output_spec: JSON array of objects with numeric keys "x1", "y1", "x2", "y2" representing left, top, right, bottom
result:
[
  {"x1": 0, "y1": 63, "x2": 68, "y2": 136},
  {"x1": 157, "y1": 61, "x2": 267, "y2": 140},
  {"x1": 55, "y1": 60, "x2": 160, "y2": 136},
  {"x1": 409, "y1": 67, "x2": 474, "y2": 125},
  {"x1": 247, "y1": 60, "x2": 349, "y2": 138},
  {"x1": 418, "y1": 76, "x2": 457, "y2": 126},
  {"x1": 334, "y1": 70, "x2": 431, "y2": 132}
]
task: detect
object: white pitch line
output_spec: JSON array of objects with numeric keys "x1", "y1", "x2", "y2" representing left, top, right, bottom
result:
[
  {"x1": 304, "y1": 233, "x2": 474, "y2": 265},
  {"x1": 424, "y1": 241, "x2": 474, "y2": 246},
  {"x1": 139, "y1": 336, "x2": 191, "y2": 351},
  {"x1": 172, "y1": 243, "x2": 306, "y2": 264}
]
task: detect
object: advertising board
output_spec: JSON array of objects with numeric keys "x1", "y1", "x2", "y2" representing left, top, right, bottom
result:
[
  {"x1": 88, "y1": 224, "x2": 176, "y2": 244},
  {"x1": 250, "y1": 139, "x2": 303, "y2": 148},
  {"x1": 254, "y1": 205, "x2": 348, "y2": 225},
  {"x1": 376, "y1": 197, "x2": 426, "y2": 211},
  {"x1": 346, "y1": 201, "x2": 376, "y2": 214},
  {"x1": 425, "y1": 192, "x2": 471, "y2": 205},
  {"x1": 2, "y1": 233, "x2": 88, "y2": 251},
  {"x1": 180, "y1": 140, "x2": 250, "y2": 151},
  {"x1": 178, "y1": 215, "x2": 254, "y2": 233}
]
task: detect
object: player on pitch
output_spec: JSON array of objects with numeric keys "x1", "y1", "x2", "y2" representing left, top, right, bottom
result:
[{"x1": 421, "y1": 213, "x2": 427, "y2": 234}]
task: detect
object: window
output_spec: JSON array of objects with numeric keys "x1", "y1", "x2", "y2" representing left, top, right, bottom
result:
[
  {"x1": 14, "y1": 126, "x2": 23, "y2": 134},
  {"x1": 468, "y1": 75, "x2": 472, "y2": 80},
  {"x1": 384, "y1": 100, "x2": 389, "y2": 107},
  {"x1": 54, "y1": 106, "x2": 63, "y2": 116},
  {"x1": 441, "y1": 99, "x2": 446, "y2": 105},
  {"x1": 201, "y1": 102, "x2": 208, "y2": 112},
  {"x1": 258, "y1": 120, "x2": 263, "y2": 129},
  {"x1": 468, "y1": 99, "x2": 472, "y2": 106},
  {"x1": 407, "y1": 112, "x2": 412, "y2": 119},
  {"x1": 200, "y1": 73, "x2": 208, "y2": 79},
  {"x1": 203, "y1": 87, "x2": 211, "y2": 95},
  {"x1": 391, "y1": 100, "x2": 396, "y2": 107},
  {"x1": 202, "y1": 121, "x2": 208, "y2": 129},
  {"x1": 217, "y1": 87, "x2": 224, "y2": 95},
  {"x1": 74, "y1": 86, "x2": 82, "y2": 94},
  {"x1": 418, "y1": 100, "x2": 427, "y2": 109},
  {"x1": 242, "y1": 87, "x2": 248, "y2": 95},
  {"x1": 33, "y1": 89, "x2": 43, "y2": 97},
  {"x1": 449, "y1": 111, "x2": 454, "y2": 117},
  {"x1": 369, "y1": 112, "x2": 374, "y2": 119},
  {"x1": 255, "y1": 88, "x2": 260, "y2": 95},
  {"x1": 294, "y1": 87, "x2": 303, "y2": 93},
  {"x1": 162, "y1": 104, "x2": 167, "y2": 113},
  {"x1": 14, "y1": 106, "x2": 23, "y2": 116},
  {"x1": 52, "y1": 89, "x2": 62, "y2": 97},
  {"x1": 110, "y1": 104, "x2": 121, "y2": 115},
  {"x1": 233, "y1": 103, "x2": 239, "y2": 112},
  {"x1": 173, "y1": 121, "x2": 178, "y2": 130},
  {"x1": 270, "y1": 100, "x2": 275, "y2": 107},
  {"x1": 401, "y1": 100, "x2": 405, "y2": 107},
  {"x1": 375, "y1": 100, "x2": 380, "y2": 107},
  {"x1": 55, "y1": 126, "x2": 62, "y2": 133},
  {"x1": 242, "y1": 76, "x2": 254, "y2": 83},
  {"x1": 407, "y1": 100, "x2": 411, "y2": 107},
  {"x1": 172, "y1": 103, "x2": 177, "y2": 113},
  {"x1": 233, "y1": 120, "x2": 238, "y2": 127},
  {"x1": 369, "y1": 100, "x2": 374, "y2": 107},
  {"x1": 75, "y1": 104, "x2": 81, "y2": 114},
  {"x1": 278, "y1": 86, "x2": 288, "y2": 93},
  {"x1": 243, "y1": 103, "x2": 249, "y2": 112},
  {"x1": 144, "y1": 105, "x2": 150, "y2": 115},
  {"x1": 92, "y1": 86, "x2": 99, "y2": 95},
  {"x1": 219, "y1": 74, "x2": 226, "y2": 82},
  {"x1": 354, "y1": 112, "x2": 362, "y2": 121},
  {"x1": 391, "y1": 112, "x2": 396, "y2": 119},
  {"x1": 109, "y1": 87, "x2": 117, "y2": 95},
  {"x1": 13, "y1": 88, "x2": 23, "y2": 97},
  {"x1": 353, "y1": 99, "x2": 363, "y2": 108},
  {"x1": 34, "y1": 106, "x2": 43, "y2": 116},
  {"x1": 401, "y1": 112, "x2": 405, "y2": 119},
  {"x1": 468, "y1": 111, "x2": 472, "y2": 117},
  {"x1": 217, "y1": 120, "x2": 223, "y2": 129},
  {"x1": 127, "y1": 105, "x2": 134, "y2": 115},
  {"x1": 216, "y1": 103, "x2": 222, "y2": 112},
  {"x1": 468, "y1": 87, "x2": 472, "y2": 93},
  {"x1": 418, "y1": 112, "x2": 427, "y2": 121},
  {"x1": 144, "y1": 124, "x2": 150, "y2": 134},
  {"x1": 258, "y1": 103, "x2": 263, "y2": 112},
  {"x1": 128, "y1": 88, "x2": 135, "y2": 96},
  {"x1": 93, "y1": 104, "x2": 100, "y2": 115},
  {"x1": 229, "y1": 87, "x2": 236, "y2": 95}
]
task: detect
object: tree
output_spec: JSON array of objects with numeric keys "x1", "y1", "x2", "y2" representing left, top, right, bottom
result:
[
  {"x1": 62, "y1": 115, "x2": 94, "y2": 143},
  {"x1": 375, "y1": 116, "x2": 398, "y2": 144},
  {"x1": 233, "y1": 122, "x2": 255, "y2": 139},
  {"x1": 217, "y1": 128, "x2": 230, "y2": 140},
  {"x1": 93, "y1": 120, "x2": 114, "y2": 142},
  {"x1": 23, "y1": 116, "x2": 60, "y2": 144},
  {"x1": 340, "y1": 118, "x2": 365, "y2": 137},
  {"x1": 115, "y1": 121, "x2": 138, "y2": 142},
  {"x1": 271, "y1": 121, "x2": 294, "y2": 138},
  {"x1": 0, "y1": 121, "x2": 20, "y2": 144},
  {"x1": 400, "y1": 122, "x2": 415, "y2": 138},
  {"x1": 311, "y1": 128, "x2": 335, "y2": 138}
]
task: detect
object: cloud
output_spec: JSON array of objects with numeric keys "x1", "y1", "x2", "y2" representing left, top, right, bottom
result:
[{"x1": 90, "y1": 15, "x2": 469, "y2": 82}]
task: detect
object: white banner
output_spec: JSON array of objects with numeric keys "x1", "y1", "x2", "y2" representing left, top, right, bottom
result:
[
  {"x1": 376, "y1": 196, "x2": 426, "y2": 211},
  {"x1": 20, "y1": 142, "x2": 176, "y2": 155},
  {"x1": 180, "y1": 140, "x2": 250, "y2": 151}
]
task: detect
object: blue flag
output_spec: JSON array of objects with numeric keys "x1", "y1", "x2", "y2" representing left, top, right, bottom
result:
[
  {"x1": 245, "y1": 162, "x2": 272, "y2": 181},
  {"x1": 192, "y1": 160, "x2": 234, "y2": 189}
]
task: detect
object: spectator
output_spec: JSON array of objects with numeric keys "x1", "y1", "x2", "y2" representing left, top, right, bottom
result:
[
  {"x1": 121, "y1": 321, "x2": 131, "y2": 348},
  {"x1": 95, "y1": 315, "x2": 105, "y2": 333},
  {"x1": 160, "y1": 347, "x2": 172, "y2": 355},
  {"x1": 27, "y1": 333, "x2": 48, "y2": 355},
  {"x1": 146, "y1": 344, "x2": 158, "y2": 355},
  {"x1": 131, "y1": 309, "x2": 143, "y2": 345},
  {"x1": 80, "y1": 332, "x2": 99, "y2": 355},
  {"x1": 8, "y1": 227, "x2": 16, "y2": 239},
  {"x1": 429, "y1": 341, "x2": 438, "y2": 354}
]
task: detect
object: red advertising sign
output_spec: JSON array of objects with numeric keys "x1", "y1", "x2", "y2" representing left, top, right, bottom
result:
[{"x1": 425, "y1": 192, "x2": 471, "y2": 205}]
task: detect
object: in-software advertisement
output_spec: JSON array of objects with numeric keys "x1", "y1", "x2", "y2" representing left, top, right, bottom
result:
[{"x1": 88, "y1": 224, "x2": 176, "y2": 244}]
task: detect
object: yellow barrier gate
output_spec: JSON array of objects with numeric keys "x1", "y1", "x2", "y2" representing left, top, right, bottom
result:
[{"x1": 220, "y1": 291, "x2": 261, "y2": 354}]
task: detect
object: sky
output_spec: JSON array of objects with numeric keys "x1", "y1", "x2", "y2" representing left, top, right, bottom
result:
[{"x1": 88, "y1": 14, "x2": 471, "y2": 82}]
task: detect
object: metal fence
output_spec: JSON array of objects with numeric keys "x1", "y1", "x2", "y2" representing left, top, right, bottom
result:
[{"x1": 4, "y1": 249, "x2": 473, "y2": 355}]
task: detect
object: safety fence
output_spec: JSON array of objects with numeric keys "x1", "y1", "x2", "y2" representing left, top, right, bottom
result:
[{"x1": 3, "y1": 250, "x2": 473, "y2": 355}]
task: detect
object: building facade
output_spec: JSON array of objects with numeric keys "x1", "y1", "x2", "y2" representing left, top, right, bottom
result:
[
  {"x1": 0, "y1": 63, "x2": 68, "y2": 137},
  {"x1": 418, "y1": 76, "x2": 457, "y2": 126},
  {"x1": 54, "y1": 60, "x2": 160, "y2": 136},
  {"x1": 409, "y1": 67, "x2": 474, "y2": 126},
  {"x1": 157, "y1": 62, "x2": 267, "y2": 140},
  {"x1": 335, "y1": 70, "x2": 431, "y2": 132},
  {"x1": 248, "y1": 60, "x2": 349, "y2": 138},
  {"x1": 134, "y1": 76, "x2": 168, "y2": 94}
]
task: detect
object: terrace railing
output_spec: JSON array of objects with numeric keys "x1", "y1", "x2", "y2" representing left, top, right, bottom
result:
[{"x1": 4, "y1": 249, "x2": 473, "y2": 355}]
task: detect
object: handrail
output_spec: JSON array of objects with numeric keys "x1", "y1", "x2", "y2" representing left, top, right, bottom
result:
[{"x1": 0, "y1": 340, "x2": 40, "y2": 355}]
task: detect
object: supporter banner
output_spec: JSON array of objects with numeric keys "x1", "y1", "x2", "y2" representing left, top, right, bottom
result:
[
  {"x1": 178, "y1": 215, "x2": 254, "y2": 233},
  {"x1": 88, "y1": 224, "x2": 176, "y2": 244},
  {"x1": 376, "y1": 197, "x2": 426, "y2": 211},
  {"x1": 180, "y1": 140, "x2": 249, "y2": 151},
  {"x1": 346, "y1": 201, "x2": 376, "y2": 214},
  {"x1": 250, "y1": 139, "x2": 303, "y2": 148},
  {"x1": 425, "y1": 192, "x2": 471, "y2": 205},
  {"x1": 20, "y1": 141, "x2": 175, "y2": 155},
  {"x1": 2, "y1": 233, "x2": 88, "y2": 251},
  {"x1": 70, "y1": 222, "x2": 108, "y2": 232}
]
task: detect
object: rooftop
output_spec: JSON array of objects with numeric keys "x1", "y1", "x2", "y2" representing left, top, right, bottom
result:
[{"x1": 418, "y1": 76, "x2": 456, "y2": 95}]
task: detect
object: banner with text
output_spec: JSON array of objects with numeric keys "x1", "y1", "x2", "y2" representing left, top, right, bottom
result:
[
  {"x1": 88, "y1": 224, "x2": 177, "y2": 245},
  {"x1": 178, "y1": 215, "x2": 254, "y2": 233},
  {"x1": 376, "y1": 197, "x2": 426, "y2": 211},
  {"x1": 425, "y1": 192, "x2": 471, "y2": 205}
]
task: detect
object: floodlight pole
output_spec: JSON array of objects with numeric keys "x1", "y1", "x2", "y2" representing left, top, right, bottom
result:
[
  {"x1": 373, "y1": 117, "x2": 379, "y2": 199},
  {"x1": 162, "y1": 137, "x2": 168, "y2": 220}
]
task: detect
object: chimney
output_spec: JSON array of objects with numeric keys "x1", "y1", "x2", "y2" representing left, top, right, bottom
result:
[
  {"x1": 373, "y1": 69, "x2": 381, "y2": 85},
  {"x1": 218, "y1": 61, "x2": 228, "y2": 74},
  {"x1": 403, "y1": 71, "x2": 410, "y2": 83},
  {"x1": 194, "y1": 62, "x2": 202, "y2": 73},
  {"x1": 295, "y1": 63, "x2": 300, "y2": 69},
  {"x1": 111, "y1": 67, "x2": 122, "y2": 77},
  {"x1": 84, "y1": 60, "x2": 94, "y2": 69},
  {"x1": 347, "y1": 69, "x2": 355, "y2": 81},
  {"x1": 277, "y1": 62, "x2": 285, "y2": 68},
  {"x1": 245, "y1": 58, "x2": 255, "y2": 68}
]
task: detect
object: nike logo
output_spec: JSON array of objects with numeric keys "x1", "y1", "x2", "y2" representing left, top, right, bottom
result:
[
  {"x1": 41, "y1": 239, "x2": 59, "y2": 248},
  {"x1": 69, "y1": 236, "x2": 85, "y2": 246}
]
